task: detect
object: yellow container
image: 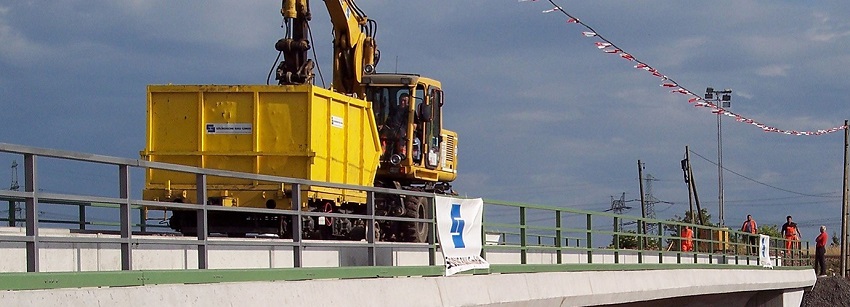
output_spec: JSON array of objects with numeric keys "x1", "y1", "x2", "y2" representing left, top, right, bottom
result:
[{"x1": 141, "y1": 84, "x2": 381, "y2": 208}]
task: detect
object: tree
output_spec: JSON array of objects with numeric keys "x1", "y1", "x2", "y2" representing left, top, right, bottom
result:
[
  {"x1": 608, "y1": 229, "x2": 660, "y2": 250},
  {"x1": 671, "y1": 208, "x2": 715, "y2": 227},
  {"x1": 832, "y1": 232, "x2": 840, "y2": 247},
  {"x1": 610, "y1": 230, "x2": 638, "y2": 249},
  {"x1": 758, "y1": 224, "x2": 781, "y2": 238}
]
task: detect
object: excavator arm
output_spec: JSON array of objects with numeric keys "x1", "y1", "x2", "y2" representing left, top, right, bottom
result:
[{"x1": 276, "y1": 0, "x2": 378, "y2": 98}]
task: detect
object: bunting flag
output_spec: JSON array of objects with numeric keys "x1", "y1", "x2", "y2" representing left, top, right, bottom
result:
[{"x1": 522, "y1": 0, "x2": 848, "y2": 136}]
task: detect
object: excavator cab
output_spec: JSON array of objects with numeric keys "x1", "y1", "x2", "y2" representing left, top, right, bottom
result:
[{"x1": 364, "y1": 73, "x2": 457, "y2": 187}]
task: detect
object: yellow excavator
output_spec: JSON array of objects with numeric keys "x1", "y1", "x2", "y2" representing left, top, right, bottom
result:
[{"x1": 141, "y1": 0, "x2": 458, "y2": 242}]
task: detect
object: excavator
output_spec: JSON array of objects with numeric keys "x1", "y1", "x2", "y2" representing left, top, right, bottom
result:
[{"x1": 141, "y1": 0, "x2": 458, "y2": 242}]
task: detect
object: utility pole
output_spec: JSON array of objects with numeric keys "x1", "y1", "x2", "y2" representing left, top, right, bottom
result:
[
  {"x1": 842, "y1": 119, "x2": 849, "y2": 278},
  {"x1": 683, "y1": 147, "x2": 705, "y2": 225},
  {"x1": 682, "y1": 146, "x2": 695, "y2": 223},
  {"x1": 638, "y1": 160, "x2": 646, "y2": 237}
]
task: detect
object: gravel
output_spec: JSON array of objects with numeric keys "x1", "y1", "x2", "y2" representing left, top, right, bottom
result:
[{"x1": 802, "y1": 276, "x2": 850, "y2": 307}]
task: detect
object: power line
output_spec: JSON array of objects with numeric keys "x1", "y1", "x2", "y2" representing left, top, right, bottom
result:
[{"x1": 688, "y1": 149, "x2": 835, "y2": 198}]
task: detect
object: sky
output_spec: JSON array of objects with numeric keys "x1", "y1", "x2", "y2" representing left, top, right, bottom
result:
[{"x1": 1, "y1": 0, "x2": 850, "y2": 244}]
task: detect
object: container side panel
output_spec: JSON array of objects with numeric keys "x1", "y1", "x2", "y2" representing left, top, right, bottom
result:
[
  {"x1": 310, "y1": 93, "x2": 330, "y2": 183},
  {"x1": 148, "y1": 91, "x2": 201, "y2": 186},
  {"x1": 200, "y1": 92, "x2": 255, "y2": 184},
  {"x1": 257, "y1": 92, "x2": 310, "y2": 179},
  {"x1": 149, "y1": 156, "x2": 200, "y2": 185},
  {"x1": 347, "y1": 103, "x2": 365, "y2": 186},
  {"x1": 149, "y1": 92, "x2": 200, "y2": 152},
  {"x1": 328, "y1": 97, "x2": 346, "y2": 184},
  {"x1": 201, "y1": 92, "x2": 255, "y2": 152}
]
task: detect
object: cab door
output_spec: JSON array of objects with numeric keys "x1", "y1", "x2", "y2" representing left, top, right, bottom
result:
[{"x1": 422, "y1": 86, "x2": 443, "y2": 169}]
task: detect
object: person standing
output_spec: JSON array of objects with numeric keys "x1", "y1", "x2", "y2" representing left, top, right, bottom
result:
[
  {"x1": 815, "y1": 225, "x2": 828, "y2": 276},
  {"x1": 681, "y1": 225, "x2": 694, "y2": 252},
  {"x1": 781, "y1": 216, "x2": 801, "y2": 260},
  {"x1": 740, "y1": 214, "x2": 758, "y2": 255}
]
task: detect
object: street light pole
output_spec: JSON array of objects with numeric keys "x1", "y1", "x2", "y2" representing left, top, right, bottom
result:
[{"x1": 705, "y1": 87, "x2": 732, "y2": 227}]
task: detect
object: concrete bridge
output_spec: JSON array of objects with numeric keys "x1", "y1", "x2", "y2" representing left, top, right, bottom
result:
[{"x1": 0, "y1": 142, "x2": 817, "y2": 306}]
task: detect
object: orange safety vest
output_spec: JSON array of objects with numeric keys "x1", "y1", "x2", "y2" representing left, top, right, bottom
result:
[
  {"x1": 783, "y1": 223, "x2": 797, "y2": 237},
  {"x1": 741, "y1": 220, "x2": 757, "y2": 234},
  {"x1": 682, "y1": 228, "x2": 694, "y2": 248}
]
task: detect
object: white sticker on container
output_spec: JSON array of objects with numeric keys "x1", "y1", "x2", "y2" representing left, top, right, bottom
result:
[
  {"x1": 206, "y1": 123, "x2": 252, "y2": 134},
  {"x1": 331, "y1": 116, "x2": 344, "y2": 129}
]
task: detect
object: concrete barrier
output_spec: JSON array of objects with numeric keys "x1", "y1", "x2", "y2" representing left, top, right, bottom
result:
[{"x1": 0, "y1": 268, "x2": 815, "y2": 306}]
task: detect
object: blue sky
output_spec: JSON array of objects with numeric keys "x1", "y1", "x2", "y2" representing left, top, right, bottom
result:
[{"x1": 1, "y1": 1, "x2": 849, "y2": 242}]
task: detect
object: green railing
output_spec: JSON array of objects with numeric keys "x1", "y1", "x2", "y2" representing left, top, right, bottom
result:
[
  {"x1": 0, "y1": 142, "x2": 812, "y2": 291},
  {"x1": 481, "y1": 199, "x2": 810, "y2": 267}
]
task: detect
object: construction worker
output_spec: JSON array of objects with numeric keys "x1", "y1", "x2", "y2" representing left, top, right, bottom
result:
[
  {"x1": 380, "y1": 92, "x2": 411, "y2": 159},
  {"x1": 681, "y1": 225, "x2": 694, "y2": 252},
  {"x1": 740, "y1": 214, "x2": 758, "y2": 255},
  {"x1": 815, "y1": 225, "x2": 828, "y2": 276},
  {"x1": 781, "y1": 215, "x2": 801, "y2": 259}
]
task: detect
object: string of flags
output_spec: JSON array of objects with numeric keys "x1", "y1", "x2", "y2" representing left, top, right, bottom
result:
[{"x1": 520, "y1": 0, "x2": 848, "y2": 136}]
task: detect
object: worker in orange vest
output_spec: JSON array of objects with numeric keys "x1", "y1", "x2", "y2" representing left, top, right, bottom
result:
[
  {"x1": 681, "y1": 225, "x2": 694, "y2": 252},
  {"x1": 781, "y1": 215, "x2": 801, "y2": 258},
  {"x1": 740, "y1": 214, "x2": 758, "y2": 255}
]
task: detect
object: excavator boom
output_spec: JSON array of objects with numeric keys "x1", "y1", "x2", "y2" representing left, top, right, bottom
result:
[{"x1": 277, "y1": 0, "x2": 378, "y2": 97}]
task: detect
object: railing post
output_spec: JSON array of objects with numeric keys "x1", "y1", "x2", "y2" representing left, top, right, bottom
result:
[
  {"x1": 7, "y1": 200, "x2": 14, "y2": 227},
  {"x1": 520, "y1": 206, "x2": 527, "y2": 264},
  {"x1": 637, "y1": 220, "x2": 643, "y2": 264},
  {"x1": 366, "y1": 191, "x2": 377, "y2": 266},
  {"x1": 676, "y1": 224, "x2": 682, "y2": 264},
  {"x1": 24, "y1": 154, "x2": 39, "y2": 272},
  {"x1": 139, "y1": 207, "x2": 147, "y2": 233},
  {"x1": 555, "y1": 210, "x2": 562, "y2": 264},
  {"x1": 196, "y1": 173, "x2": 208, "y2": 269},
  {"x1": 657, "y1": 222, "x2": 663, "y2": 264},
  {"x1": 291, "y1": 183, "x2": 303, "y2": 268},
  {"x1": 78, "y1": 203, "x2": 86, "y2": 230},
  {"x1": 806, "y1": 241, "x2": 811, "y2": 266},
  {"x1": 586, "y1": 214, "x2": 592, "y2": 264},
  {"x1": 709, "y1": 228, "x2": 714, "y2": 264},
  {"x1": 428, "y1": 196, "x2": 437, "y2": 266},
  {"x1": 613, "y1": 216, "x2": 620, "y2": 264},
  {"x1": 119, "y1": 165, "x2": 132, "y2": 270}
]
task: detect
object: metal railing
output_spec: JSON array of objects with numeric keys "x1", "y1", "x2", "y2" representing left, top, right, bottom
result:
[
  {"x1": 482, "y1": 199, "x2": 810, "y2": 266},
  {"x1": 0, "y1": 142, "x2": 811, "y2": 291},
  {"x1": 0, "y1": 142, "x2": 437, "y2": 273}
]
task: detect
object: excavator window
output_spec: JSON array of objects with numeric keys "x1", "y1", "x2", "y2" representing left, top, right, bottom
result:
[
  {"x1": 370, "y1": 87, "x2": 391, "y2": 127},
  {"x1": 368, "y1": 86, "x2": 414, "y2": 162}
]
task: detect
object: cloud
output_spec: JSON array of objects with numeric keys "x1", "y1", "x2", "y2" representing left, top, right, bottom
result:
[
  {"x1": 0, "y1": 5, "x2": 48, "y2": 65},
  {"x1": 755, "y1": 64, "x2": 790, "y2": 77},
  {"x1": 807, "y1": 11, "x2": 850, "y2": 42}
]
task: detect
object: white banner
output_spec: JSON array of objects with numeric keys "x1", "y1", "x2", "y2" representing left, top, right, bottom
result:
[
  {"x1": 759, "y1": 234, "x2": 773, "y2": 268},
  {"x1": 435, "y1": 196, "x2": 489, "y2": 276}
]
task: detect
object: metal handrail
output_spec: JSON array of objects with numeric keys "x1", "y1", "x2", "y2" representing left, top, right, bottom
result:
[{"x1": 0, "y1": 142, "x2": 811, "y2": 282}]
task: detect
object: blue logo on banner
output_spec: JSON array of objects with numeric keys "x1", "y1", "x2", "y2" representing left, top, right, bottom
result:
[
  {"x1": 760, "y1": 236, "x2": 767, "y2": 257},
  {"x1": 450, "y1": 204, "x2": 465, "y2": 248}
]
